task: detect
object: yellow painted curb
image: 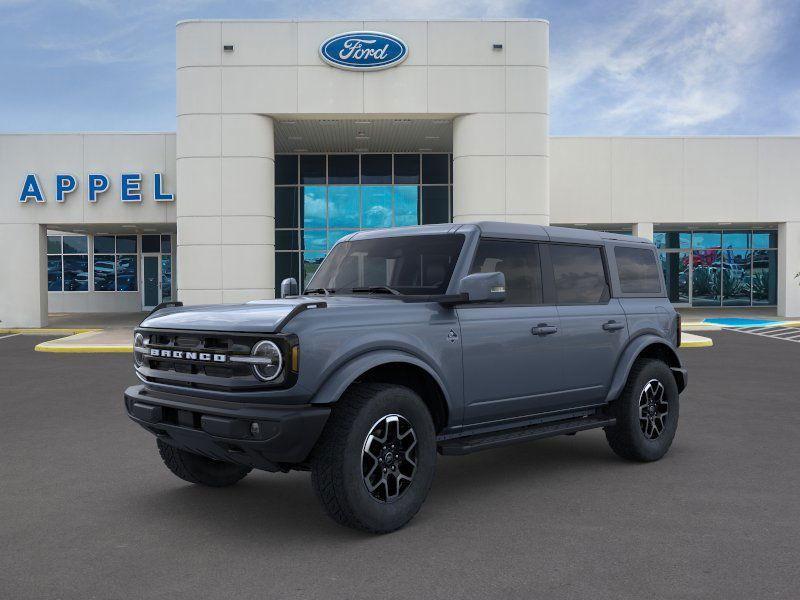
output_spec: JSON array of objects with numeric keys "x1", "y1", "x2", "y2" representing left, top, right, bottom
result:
[
  {"x1": 680, "y1": 333, "x2": 714, "y2": 348},
  {"x1": 35, "y1": 343, "x2": 132, "y2": 353},
  {"x1": 0, "y1": 328, "x2": 100, "y2": 335}
]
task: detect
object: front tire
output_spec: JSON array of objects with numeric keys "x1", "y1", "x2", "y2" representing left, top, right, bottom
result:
[
  {"x1": 157, "y1": 439, "x2": 252, "y2": 487},
  {"x1": 605, "y1": 359, "x2": 679, "y2": 462},
  {"x1": 310, "y1": 383, "x2": 437, "y2": 534}
]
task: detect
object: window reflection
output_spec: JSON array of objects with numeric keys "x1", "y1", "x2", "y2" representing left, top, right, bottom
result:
[
  {"x1": 302, "y1": 186, "x2": 326, "y2": 229},
  {"x1": 394, "y1": 185, "x2": 419, "y2": 226},
  {"x1": 328, "y1": 186, "x2": 359, "y2": 228},
  {"x1": 362, "y1": 186, "x2": 392, "y2": 228}
]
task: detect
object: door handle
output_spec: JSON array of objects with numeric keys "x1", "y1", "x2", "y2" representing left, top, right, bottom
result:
[
  {"x1": 602, "y1": 320, "x2": 625, "y2": 332},
  {"x1": 531, "y1": 323, "x2": 558, "y2": 336}
]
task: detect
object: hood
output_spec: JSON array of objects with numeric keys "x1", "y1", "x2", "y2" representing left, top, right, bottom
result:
[{"x1": 139, "y1": 295, "x2": 400, "y2": 333}]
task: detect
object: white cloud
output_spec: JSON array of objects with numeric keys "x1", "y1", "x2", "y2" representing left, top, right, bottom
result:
[{"x1": 551, "y1": 0, "x2": 791, "y2": 133}]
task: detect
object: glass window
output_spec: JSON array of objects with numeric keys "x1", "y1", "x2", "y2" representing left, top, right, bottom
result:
[
  {"x1": 421, "y1": 186, "x2": 449, "y2": 224},
  {"x1": 362, "y1": 186, "x2": 392, "y2": 228},
  {"x1": 275, "y1": 187, "x2": 298, "y2": 229},
  {"x1": 47, "y1": 235, "x2": 62, "y2": 254},
  {"x1": 62, "y1": 235, "x2": 88, "y2": 254},
  {"x1": 421, "y1": 154, "x2": 448, "y2": 184},
  {"x1": 300, "y1": 155, "x2": 326, "y2": 184},
  {"x1": 471, "y1": 240, "x2": 542, "y2": 305},
  {"x1": 394, "y1": 154, "x2": 420, "y2": 184},
  {"x1": 116, "y1": 235, "x2": 137, "y2": 254},
  {"x1": 94, "y1": 235, "x2": 115, "y2": 254},
  {"x1": 47, "y1": 256, "x2": 62, "y2": 291},
  {"x1": 752, "y1": 250, "x2": 777, "y2": 305},
  {"x1": 161, "y1": 255, "x2": 172, "y2": 300},
  {"x1": 116, "y1": 255, "x2": 137, "y2": 291},
  {"x1": 141, "y1": 234, "x2": 160, "y2": 253},
  {"x1": 302, "y1": 186, "x2": 326, "y2": 229},
  {"x1": 615, "y1": 247, "x2": 662, "y2": 294},
  {"x1": 692, "y1": 231, "x2": 721, "y2": 249},
  {"x1": 275, "y1": 155, "x2": 298, "y2": 185},
  {"x1": 691, "y1": 250, "x2": 721, "y2": 306},
  {"x1": 276, "y1": 230, "x2": 299, "y2": 251},
  {"x1": 93, "y1": 255, "x2": 116, "y2": 291},
  {"x1": 302, "y1": 230, "x2": 327, "y2": 252},
  {"x1": 308, "y1": 234, "x2": 465, "y2": 295},
  {"x1": 328, "y1": 186, "x2": 360, "y2": 228},
  {"x1": 722, "y1": 249, "x2": 751, "y2": 306},
  {"x1": 550, "y1": 244, "x2": 609, "y2": 304},
  {"x1": 63, "y1": 255, "x2": 89, "y2": 291},
  {"x1": 660, "y1": 251, "x2": 689, "y2": 303},
  {"x1": 302, "y1": 251, "x2": 326, "y2": 287},
  {"x1": 361, "y1": 154, "x2": 391, "y2": 184},
  {"x1": 161, "y1": 235, "x2": 172, "y2": 254},
  {"x1": 328, "y1": 155, "x2": 359, "y2": 184},
  {"x1": 654, "y1": 232, "x2": 690, "y2": 249},
  {"x1": 275, "y1": 252, "x2": 299, "y2": 291},
  {"x1": 752, "y1": 230, "x2": 777, "y2": 249},
  {"x1": 722, "y1": 231, "x2": 750, "y2": 249},
  {"x1": 394, "y1": 186, "x2": 419, "y2": 226}
]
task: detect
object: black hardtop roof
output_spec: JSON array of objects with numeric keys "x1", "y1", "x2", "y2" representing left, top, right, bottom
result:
[{"x1": 347, "y1": 222, "x2": 650, "y2": 245}]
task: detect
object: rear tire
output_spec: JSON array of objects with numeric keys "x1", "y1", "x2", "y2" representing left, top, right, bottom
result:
[
  {"x1": 310, "y1": 383, "x2": 437, "y2": 534},
  {"x1": 605, "y1": 359, "x2": 679, "y2": 462},
  {"x1": 157, "y1": 439, "x2": 252, "y2": 487}
]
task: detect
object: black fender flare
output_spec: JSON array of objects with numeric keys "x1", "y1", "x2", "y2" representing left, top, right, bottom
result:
[
  {"x1": 308, "y1": 349, "x2": 454, "y2": 415},
  {"x1": 605, "y1": 334, "x2": 686, "y2": 403}
]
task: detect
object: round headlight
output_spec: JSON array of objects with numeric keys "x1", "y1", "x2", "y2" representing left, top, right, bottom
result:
[
  {"x1": 133, "y1": 333, "x2": 145, "y2": 367},
  {"x1": 251, "y1": 340, "x2": 283, "y2": 382}
]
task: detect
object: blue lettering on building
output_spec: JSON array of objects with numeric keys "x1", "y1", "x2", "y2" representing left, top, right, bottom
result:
[
  {"x1": 56, "y1": 174, "x2": 77, "y2": 202},
  {"x1": 121, "y1": 173, "x2": 142, "y2": 202},
  {"x1": 19, "y1": 174, "x2": 45, "y2": 203},
  {"x1": 319, "y1": 31, "x2": 408, "y2": 70},
  {"x1": 17, "y1": 173, "x2": 175, "y2": 204}
]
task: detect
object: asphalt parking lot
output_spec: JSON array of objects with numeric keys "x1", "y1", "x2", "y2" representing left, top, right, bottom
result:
[{"x1": 2, "y1": 331, "x2": 799, "y2": 599}]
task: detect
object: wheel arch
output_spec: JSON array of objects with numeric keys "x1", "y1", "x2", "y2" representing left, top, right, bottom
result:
[
  {"x1": 309, "y1": 351, "x2": 452, "y2": 433},
  {"x1": 606, "y1": 335, "x2": 685, "y2": 403}
]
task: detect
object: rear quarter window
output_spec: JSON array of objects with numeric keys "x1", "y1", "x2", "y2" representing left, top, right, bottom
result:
[{"x1": 614, "y1": 246, "x2": 663, "y2": 294}]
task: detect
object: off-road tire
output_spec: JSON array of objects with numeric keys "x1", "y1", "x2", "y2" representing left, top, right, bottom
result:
[
  {"x1": 310, "y1": 383, "x2": 437, "y2": 534},
  {"x1": 157, "y1": 439, "x2": 252, "y2": 487},
  {"x1": 605, "y1": 359, "x2": 679, "y2": 462}
]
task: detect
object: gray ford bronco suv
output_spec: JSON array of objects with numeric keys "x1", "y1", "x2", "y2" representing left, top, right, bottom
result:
[{"x1": 125, "y1": 222, "x2": 686, "y2": 533}]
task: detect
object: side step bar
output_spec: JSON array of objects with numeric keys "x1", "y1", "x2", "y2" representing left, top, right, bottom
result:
[{"x1": 437, "y1": 415, "x2": 616, "y2": 456}]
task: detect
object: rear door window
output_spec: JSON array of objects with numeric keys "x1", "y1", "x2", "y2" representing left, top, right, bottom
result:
[
  {"x1": 550, "y1": 244, "x2": 609, "y2": 304},
  {"x1": 470, "y1": 240, "x2": 542, "y2": 305},
  {"x1": 615, "y1": 246, "x2": 662, "y2": 294}
]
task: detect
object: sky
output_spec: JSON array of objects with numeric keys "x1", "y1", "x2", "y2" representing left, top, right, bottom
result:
[{"x1": 0, "y1": 0, "x2": 798, "y2": 135}]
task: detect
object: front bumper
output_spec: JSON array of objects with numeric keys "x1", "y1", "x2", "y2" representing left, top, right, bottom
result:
[{"x1": 124, "y1": 385, "x2": 330, "y2": 471}]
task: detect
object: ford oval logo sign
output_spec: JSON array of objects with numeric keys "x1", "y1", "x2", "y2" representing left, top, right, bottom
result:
[{"x1": 319, "y1": 31, "x2": 408, "y2": 71}]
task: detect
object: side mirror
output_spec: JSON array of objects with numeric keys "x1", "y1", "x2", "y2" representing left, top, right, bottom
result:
[
  {"x1": 280, "y1": 277, "x2": 299, "y2": 298},
  {"x1": 456, "y1": 272, "x2": 507, "y2": 303}
]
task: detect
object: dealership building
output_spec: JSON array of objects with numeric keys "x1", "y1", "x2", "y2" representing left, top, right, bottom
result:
[{"x1": 1, "y1": 18, "x2": 799, "y2": 327}]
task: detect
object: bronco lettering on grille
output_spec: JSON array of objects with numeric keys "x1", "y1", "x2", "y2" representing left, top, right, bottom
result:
[{"x1": 150, "y1": 348, "x2": 227, "y2": 363}]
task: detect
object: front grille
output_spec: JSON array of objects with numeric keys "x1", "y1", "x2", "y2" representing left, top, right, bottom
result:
[{"x1": 136, "y1": 329, "x2": 290, "y2": 392}]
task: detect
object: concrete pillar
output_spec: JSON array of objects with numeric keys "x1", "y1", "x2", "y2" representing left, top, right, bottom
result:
[
  {"x1": 0, "y1": 224, "x2": 47, "y2": 327},
  {"x1": 177, "y1": 114, "x2": 275, "y2": 305},
  {"x1": 452, "y1": 113, "x2": 549, "y2": 225},
  {"x1": 632, "y1": 222, "x2": 654, "y2": 241},
  {"x1": 778, "y1": 221, "x2": 800, "y2": 318}
]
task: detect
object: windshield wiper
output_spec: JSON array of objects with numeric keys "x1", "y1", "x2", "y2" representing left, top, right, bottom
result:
[
  {"x1": 351, "y1": 286, "x2": 402, "y2": 295},
  {"x1": 305, "y1": 287, "x2": 335, "y2": 295}
]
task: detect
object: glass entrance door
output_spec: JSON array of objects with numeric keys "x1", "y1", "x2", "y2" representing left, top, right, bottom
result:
[{"x1": 142, "y1": 255, "x2": 160, "y2": 309}]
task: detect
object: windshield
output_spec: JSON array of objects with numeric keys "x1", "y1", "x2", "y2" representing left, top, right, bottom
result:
[{"x1": 306, "y1": 234, "x2": 465, "y2": 296}]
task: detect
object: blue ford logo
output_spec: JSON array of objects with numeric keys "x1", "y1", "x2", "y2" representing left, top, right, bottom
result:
[{"x1": 319, "y1": 31, "x2": 408, "y2": 71}]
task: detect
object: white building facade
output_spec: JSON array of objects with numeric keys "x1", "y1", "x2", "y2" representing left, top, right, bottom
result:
[{"x1": 1, "y1": 19, "x2": 798, "y2": 327}]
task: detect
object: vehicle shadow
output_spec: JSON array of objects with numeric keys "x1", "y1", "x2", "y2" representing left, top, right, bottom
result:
[{"x1": 129, "y1": 431, "x2": 621, "y2": 541}]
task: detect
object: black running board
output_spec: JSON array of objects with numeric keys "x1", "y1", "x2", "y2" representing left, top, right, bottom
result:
[{"x1": 437, "y1": 415, "x2": 616, "y2": 456}]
